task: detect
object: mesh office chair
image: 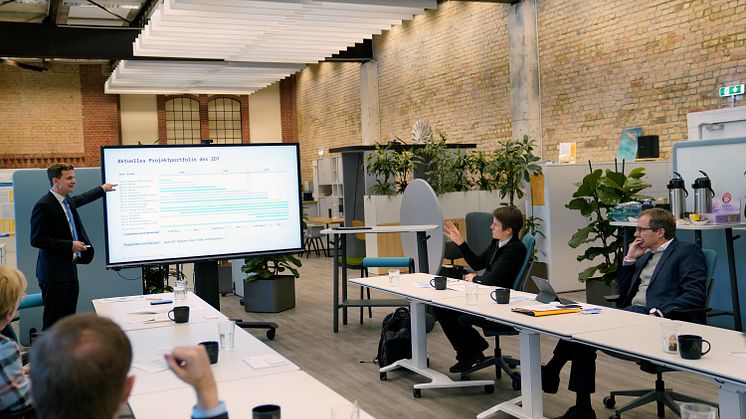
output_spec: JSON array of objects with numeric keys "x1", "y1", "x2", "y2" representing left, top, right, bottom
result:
[
  {"x1": 603, "y1": 248, "x2": 719, "y2": 418},
  {"x1": 304, "y1": 224, "x2": 328, "y2": 257},
  {"x1": 459, "y1": 233, "x2": 536, "y2": 390}
]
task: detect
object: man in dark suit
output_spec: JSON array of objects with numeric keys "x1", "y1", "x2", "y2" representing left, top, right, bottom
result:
[
  {"x1": 30, "y1": 314, "x2": 229, "y2": 419},
  {"x1": 435, "y1": 206, "x2": 528, "y2": 373},
  {"x1": 542, "y1": 208, "x2": 706, "y2": 419},
  {"x1": 30, "y1": 163, "x2": 116, "y2": 330}
]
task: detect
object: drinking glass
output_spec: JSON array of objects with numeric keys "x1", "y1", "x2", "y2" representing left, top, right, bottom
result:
[
  {"x1": 388, "y1": 269, "x2": 400, "y2": 287},
  {"x1": 466, "y1": 281, "x2": 479, "y2": 305},
  {"x1": 218, "y1": 320, "x2": 235, "y2": 349},
  {"x1": 174, "y1": 278, "x2": 188, "y2": 301},
  {"x1": 331, "y1": 403, "x2": 359, "y2": 419},
  {"x1": 660, "y1": 321, "x2": 680, "y2": 354},
  {"x1": 680, "y1": 403, "x2": 717, "y2": 419}
]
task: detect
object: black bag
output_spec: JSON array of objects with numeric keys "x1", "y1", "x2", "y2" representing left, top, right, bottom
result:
[{"x1": 375, "y1": 307, "x2": 412, "y2": 367}]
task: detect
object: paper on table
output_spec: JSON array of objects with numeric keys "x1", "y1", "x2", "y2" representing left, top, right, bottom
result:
[
  {"x1": 728, "y1": 352, "x2": 746, "y2": 360},
  {"x1": 244, "y1": 354, "x2": 289, "y2": 370},
  {"x1": 128, "y1": 306, "x2": 172, "y2": 315},
  {"x1": 132, "y1": 355, "x2": 170, "y2": 373},
  {"x1": 101, "y1": 296, "x2": 144, "y2": 303}
]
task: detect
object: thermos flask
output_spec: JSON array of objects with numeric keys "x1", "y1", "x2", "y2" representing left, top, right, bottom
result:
[
  {"x1": 692, "y1": 170, "x2": 714, "y2": 214},
  {"x1": 667, "y1": 171, "x2": 688, "y2": 219}
]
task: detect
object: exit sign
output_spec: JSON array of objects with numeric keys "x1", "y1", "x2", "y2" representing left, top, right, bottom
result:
[{"x1": 719, "y1": 84, "x2": 744, "y2": 97}]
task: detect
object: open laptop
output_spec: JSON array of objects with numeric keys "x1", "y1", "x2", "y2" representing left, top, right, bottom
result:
[{"x1": 531, "y1": 276, "x2": 577, "y2": 305}]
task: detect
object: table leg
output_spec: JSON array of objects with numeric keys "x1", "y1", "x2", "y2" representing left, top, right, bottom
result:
[
  {"x1": 379, "y1": 300, "x2": 493, "y2": 396},
  {"x1": 333, "y1": 233, "x2": 340, "y2": 333},
  {"x1": 717, "y1": 381, "x2": 746, "y2": 419},
  {"x1": 342, "y1": 233, "x2": 348, "y2": 326},
  {"x1": 477, "y1": 330, "x2": 545, "y2": 419},
  {"x1": 725, "y1": 228, "x2": 742, "y2": 331},
  {"x1": 695, "y1": 230, "x2": 702, "y2": 248}
]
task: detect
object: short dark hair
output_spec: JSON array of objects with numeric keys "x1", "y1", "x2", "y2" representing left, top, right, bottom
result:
[
  {"x1": 492, "y1": 206, "x2": 524, "y2": 237},
  {"x1": 643, "y1": 208, "x2": 676, "y2": 240},
  {"x1": 47, "y1": 163, "x2": 74, "y2": 185},
  {"x1": 30, "y1": 314, "x2": 133, "y2": 419}
]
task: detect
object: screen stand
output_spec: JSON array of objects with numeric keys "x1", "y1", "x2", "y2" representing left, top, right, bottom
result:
[{"x1": 194, "y1": 260, "x2": 220, "y2": 310}]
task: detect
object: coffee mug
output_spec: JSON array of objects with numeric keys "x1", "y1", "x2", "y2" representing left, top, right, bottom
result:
[
  {"x1": 678, "y1": 334, "x2": 711, "y2": 360},
  {"x1": 168, "y1": 306, "x2": 190, "y2": 323},
  {"x1": 199, "y1": 341, "x2": 219, "y2": 364},
  {"x1": 252, "y1": 404, "x2": 281, "y2": 419},
  {"x1": 490, "y1": 288, "x2": 510, "y2": 304},
  {"x1": 430, "y1": 276, "x2": 447, "y2": 290}
]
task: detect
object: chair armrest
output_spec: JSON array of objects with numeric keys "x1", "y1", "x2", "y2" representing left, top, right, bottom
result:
[{"x1": 603, "y1": 294, "x2": 621, "y2": 302}]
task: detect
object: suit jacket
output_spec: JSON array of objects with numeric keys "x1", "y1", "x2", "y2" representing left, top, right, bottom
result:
[
  {"x1": 458, "y1": 236, "x2": 527, "y2": 288},
  {"x1": 30, "y1": 187, "x2": 104, "y2": 285},
  {"x1": 616, "y1": 237, "x2": 706, "y2": 317}
]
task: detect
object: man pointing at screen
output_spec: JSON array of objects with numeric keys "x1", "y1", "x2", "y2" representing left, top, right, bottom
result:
[{"x1": 30, "y1": 163, "x2": 117, "y2": 330}]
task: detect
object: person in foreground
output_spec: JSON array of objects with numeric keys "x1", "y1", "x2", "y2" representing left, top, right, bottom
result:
[
  {"x1": 434, "y1": 206, "x2": 527, "y2": 373},
  {"x1": 542, "y1": 208, "x2": 706, "y2": 419},
  {"x1": 30, "y1": 163, "x2": 116, "y2": 330},
  {"x1": 0, "y1": 267, "x2": 33, "y2": 415},
  {"x1": 29, "y1": 313, "x2": 228, "y2": 419}
]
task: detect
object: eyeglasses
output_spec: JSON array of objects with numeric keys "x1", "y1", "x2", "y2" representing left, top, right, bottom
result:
[{"x1": 635, "y1": 226, "x2": 659, "y2": 233}]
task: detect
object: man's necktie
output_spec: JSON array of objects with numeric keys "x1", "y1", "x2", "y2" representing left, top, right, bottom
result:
[{"x1": 63, "y1": 197, "x2": 81, "y2": 258}]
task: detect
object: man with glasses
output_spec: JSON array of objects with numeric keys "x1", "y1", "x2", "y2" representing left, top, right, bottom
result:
[{"x1": 541, "y1": 208, "x2": 706, "y2": 419}]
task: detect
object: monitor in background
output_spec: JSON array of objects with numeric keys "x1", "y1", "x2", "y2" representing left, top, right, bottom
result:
[{"x1": 101, "y1": 144, "x2": 303, "y2": 268}]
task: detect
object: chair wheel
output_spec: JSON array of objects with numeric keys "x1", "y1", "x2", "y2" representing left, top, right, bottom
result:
[
  {"x1": 510, "y1": 373, "x2": 521, "y2": 391},
  {"x1": 266, "y1": 329, "x2": 276, "y2": 340},
  {"x1": 603, "y1": 396, "x2": 616, "y2": 408},
  {"x1": 484, "y1": 384, "x2": 495, "y2": 394},
  {"x1": 239, "y1": 299, "x2": 244, "y2": 306},
  {"x1": 221, "y1": 292, "x2": 227, "y2": 297},
  {"x1": 413, "y1": 388, "x2": 421, "y2": 398},
  {"x1": 609, "y1": 415, "x2": 621, "y2": 419},
  {"x1": 379, "y1": 372, "x2": 387, "y2": 381}
]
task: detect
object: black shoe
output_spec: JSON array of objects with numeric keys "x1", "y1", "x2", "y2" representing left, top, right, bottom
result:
[
  {"x1": 542, "y1": 365, "x2": 560, "y2": 394},
  {"x1": 449, "y1": 354, "x2": 485, "y2": 373},
  {"x1": 554, "y1": 406, "x2": 596, "y2": 419}
]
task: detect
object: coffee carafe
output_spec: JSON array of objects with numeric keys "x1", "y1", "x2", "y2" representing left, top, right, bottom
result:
[
  {"x1": 692, "y1": 170, "x2": 714, "y2": 214},
  {"x1": 667, "y1": 171, "x2": 688, "y2": 219}
]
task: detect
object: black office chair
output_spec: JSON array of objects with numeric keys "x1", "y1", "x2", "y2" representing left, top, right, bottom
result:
[
  {"x1": 0, "y1": 405, "x2": 36, "y2": 419},
  {"x1": 458, "y1": 233, "x2": 536, "y2": 390},
  {"x1": 602, "y1": 248, "x2": 719, "y2": 418}
]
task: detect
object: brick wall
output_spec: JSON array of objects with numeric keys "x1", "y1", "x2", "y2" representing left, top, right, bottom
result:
[
  {"x1": 538, "y1": 0, "x2": 746, "y2": 162},
  {"x1": 80, "y1": 64, "x2": 121, "y2": 167},
  {"x1": 280, "y1": 75, "x2": 298, "y2": 143},
  {"x1": 375, "y1": 2, "x2": 512, "y2": 150},
  {"x1": 0, "y1": 63, "x2": 86, "y2": 168},
  {"x1": 295, "y1": 62, "x2": 361, "y2": 183}
]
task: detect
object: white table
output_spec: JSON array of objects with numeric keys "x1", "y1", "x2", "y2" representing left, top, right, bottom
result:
[
  {"x1": 126, "y1": 321, "x2": 299, "y2": 396},
  {"x1": 92, "y1": 291, "x2": 225, "y2": 331},
  {"x1": 128, "y1": 370, "x2": 374, "y2": 419},
  {"x1": 322, "y1": 224, "x2": 438, "y2": 332},
  {"x1": 574, "y1": 319, "x2": 746, "y2": 419}
]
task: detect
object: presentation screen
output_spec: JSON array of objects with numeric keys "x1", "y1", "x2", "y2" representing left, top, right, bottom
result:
[{"x1": 101, "y1": 144, "x2": 303, "y2": 268}]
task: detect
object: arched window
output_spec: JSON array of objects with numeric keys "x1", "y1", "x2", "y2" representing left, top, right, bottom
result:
[
  {"x1": 165, "y1": 97, "x2": 200, "y2": 144},
  {"x1": 208, "y1": 97, "x2": 242, "y2": 143}
]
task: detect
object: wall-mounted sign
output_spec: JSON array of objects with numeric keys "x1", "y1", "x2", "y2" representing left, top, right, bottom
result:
[{"x1": 719, "y1": 84, "x2": 744, "y2": 97}]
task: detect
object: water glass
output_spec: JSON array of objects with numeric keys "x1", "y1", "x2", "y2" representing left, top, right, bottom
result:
[
  {"x1": 174, "y1": 278, "x2": 188, "y2": 301},
  {"x1": 680, "y1": 403, "x2": 717, "y2": 419},
  {"x1": 218, "y1": 320, "x2": 235, "y2": 349},
  {"x1": 466, "y1": 281, "x2": 479, "y2": 305},
  {"x1": 660, "y1": 321, "x2": 680, "y2": 354},
  {"x1": 388, "y1": 269, "x2": 400, "y2": 287},
  {"x1": 331, "y1": 403, "x2": 359, "y2": 419}
]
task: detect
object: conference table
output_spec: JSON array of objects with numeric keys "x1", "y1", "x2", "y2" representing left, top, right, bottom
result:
[
  {"x1": 93, "y1": 292, "x2": 373, "y2": 419},
  {"x1": 353, "y1": 273, "x2": 746, "y2": 419}
]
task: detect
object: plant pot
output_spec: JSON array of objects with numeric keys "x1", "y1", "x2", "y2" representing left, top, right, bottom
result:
[
  {"x1": 585, "y1": 277, "x2": 618, "y2": 307},
  {"x1": 243, "y1": 275, "x2": 296, "y2": 313}
]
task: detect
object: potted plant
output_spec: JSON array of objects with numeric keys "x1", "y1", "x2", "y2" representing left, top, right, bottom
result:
[
  {"x1": 141, "y1": 264, "x2": 183, "y2": 294},
  {"x1": 365, "y1": 143, "x2": 397, "y2": 196},
  {"x1": 492, "y1": 135, "x2": 543, "y2": 207},
  {"x1": 241, "y1": 254, "x2": 302, "y2": 313},
  {"x1": 566, "y1": 162, "x2": 651, "y2": 305}
]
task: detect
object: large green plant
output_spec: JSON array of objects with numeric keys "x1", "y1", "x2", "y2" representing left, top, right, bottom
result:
[
  {"x1": 469, "y1": 150, "x2": 496, "y2": 191},
  {"x1": 242, "y1": 254, "x2": 302, "y2": 282},
  {"x1": 491, "y1": 135, "x2": 542, "y2": 207},
  {"x1": 567, "y1": 165, "x2": 651, "y2": 285},
  {"x1": 365, "y1": 143, "x2": 397, "y2": 196}
]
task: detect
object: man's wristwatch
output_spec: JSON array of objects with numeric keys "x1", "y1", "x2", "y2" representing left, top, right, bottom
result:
[{"x1": 649, "y1": 308, "x2": 664, "y2": 318}]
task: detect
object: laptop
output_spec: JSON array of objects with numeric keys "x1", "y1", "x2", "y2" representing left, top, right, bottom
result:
[{"x1": 531, "y1": 276, "x2": 577, "y2": 305}]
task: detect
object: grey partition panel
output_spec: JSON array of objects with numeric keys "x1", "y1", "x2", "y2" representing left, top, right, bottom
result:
[
  {"x1": 673, "y1": 137, "x2": 746, "y2": 329},
  {"x1": 14, "y1": 168, "x2": 141, "y2": 344},
  {"x1": 400, "y1": 179, "x2": 443, "y2": 274}
]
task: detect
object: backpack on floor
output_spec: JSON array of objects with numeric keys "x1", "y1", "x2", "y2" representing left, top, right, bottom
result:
[{"x1": 375, "y1": 307, "x2": 412, "y2": 367}]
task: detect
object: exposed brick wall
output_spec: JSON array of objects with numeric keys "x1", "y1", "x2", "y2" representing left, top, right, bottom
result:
[
  {"x1": 538, "y1": 0, "x2": 746, "y2": 162},
  {"x1": 375, "y1": 2, "x2": 512, "y2": 151},
  {"x1": 80, "y1": 64, "x2": 121, "y2": 167},
  {"x1": 295, "y1": 62, "x2": 361, "y2": 183},
  {"x1": 0, "y1": 63, "x2": 86, "y2": 168},
  {"x1": 280, "y1": 75, "x2": 298, "y2": 143}
]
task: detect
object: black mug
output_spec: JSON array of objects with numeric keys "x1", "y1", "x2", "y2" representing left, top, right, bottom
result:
[
  {"x1": 678, "y1": 334, "x2": 711, "y2": 360},
  {"x1": 490, "y1": 288, "x2": 510, "y2": 304},
  {"x1": 252, "y1": 404, "x2": 281, "y2": 419},
  {"x1": 430, "y1": 276, "x2": 447, "y2": 290},
  {"x1": 199, "y1": 341, "x2": 219, "y2": 364},
  {"x1": 168, "y1": 306, "x2": 190, "y2": 323}
]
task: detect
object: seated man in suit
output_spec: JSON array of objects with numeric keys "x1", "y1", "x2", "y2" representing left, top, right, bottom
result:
[
  {"x1": 0, "y1": 267, "x2": 33, "y2": 415},
  {"x1": 29, "y1": 313, "x2": 228, "y2": 419},
  {"x1": 542, "y1": 208, "x2": 706, "y2": 419},
  {"x1": 435, "y1": 206, "x2": 527, "y2": 373}
]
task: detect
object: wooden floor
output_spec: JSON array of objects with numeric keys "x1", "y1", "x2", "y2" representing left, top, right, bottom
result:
[{"x1": 219, "y1": 255, "x2": 719, "y2": 419}]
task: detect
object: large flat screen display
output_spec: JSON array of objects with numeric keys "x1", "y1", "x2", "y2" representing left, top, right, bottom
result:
[{"x1": 101, "y1": 144, "x2": 303, "y2": 268}]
